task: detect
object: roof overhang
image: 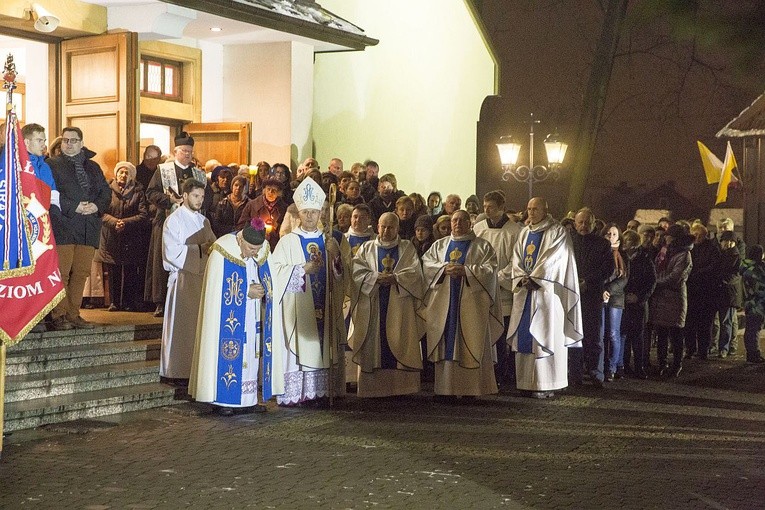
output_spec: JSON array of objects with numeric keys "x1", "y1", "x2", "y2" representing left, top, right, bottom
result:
[
  {"x1": 161, "y1": 0, "x2": 377, "y2": 51},
  {"x1": 717, "y1": 90, "x2": 765, "y2": 138}
]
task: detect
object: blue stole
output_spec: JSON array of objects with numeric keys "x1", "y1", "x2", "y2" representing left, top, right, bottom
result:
[
  {"x1": 518, "y1": 230, "x2": 544, "y2": 353},
  {"x1": 216, "y1": 258, "x2": 247, "y2": 405},
  {"x1": 377, "y1": 245, "x2": 399, "y2": 369},
  {"x1": 442, "y1": 239, "x2": 471, "y2": 360},
  {"x1": 348, "y1": 234, "x2": 371, "y2": 257},
  {"x1": 299, "y1": 234, "x2": 327, "y2": 349},
  {"x1": 259, "y1": 260, "x2": 274, "y2": 401}
]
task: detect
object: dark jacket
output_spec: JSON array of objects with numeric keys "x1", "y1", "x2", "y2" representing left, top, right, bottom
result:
[
  {"x1": 686, "y1": 237, "x2": 721, "y2": 307},
  {"x1": 212, "y1": 195, "x2": 250, "y2": 238},
  {"x1": 718, "y1": 246, "x2": 742, "y2": 308},
  {"x1": 624, "y1": 246, "x2": 656, "y2": 307},
  {"x1": 48, "y1": 148, "x2": 111, "y2": 248},
  {"x1": 369, "y1": 190, "x2": 406, "y2": 227},
  {"x1": 650, "y1": 235, "x2": 694, "y2": 328},
  {"x1": 572, "y1": 231, "x2": 615, "y2": 302},
  {"x1": 604, "y1": 248, "x2": 628, "y2": 309},
  {"x1": 95, "y1": 180, "x2": 150, "y2": 265},
  {"x1": 236, "y1": 195, "x2": 289, "y2": 250}
]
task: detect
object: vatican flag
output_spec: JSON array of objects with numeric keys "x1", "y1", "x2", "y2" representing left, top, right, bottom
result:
[
  {"x1": 715, "y1": 142, "x2": 738, "y2": 205},
  {"x1": 697, "y1": 141, "x2": 724, "y2": 184}
]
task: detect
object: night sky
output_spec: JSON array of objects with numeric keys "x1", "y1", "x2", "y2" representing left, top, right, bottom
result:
[{"x1": 476, "y1": 0, "x2": 765, "y2": 219}]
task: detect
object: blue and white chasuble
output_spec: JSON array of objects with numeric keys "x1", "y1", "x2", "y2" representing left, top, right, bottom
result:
[
  {"x1": 347, "y1": 234, "x2": 372, "y2": 257},
  {"x1": 517, "y1": 230, "x2": 544, "y2": 354},
  {"x1": 377, "y1": 245, "x2": 399, "y2": 369},
  {"x1": 442, "y1": 239, "x2": 471, "y2": 360}
]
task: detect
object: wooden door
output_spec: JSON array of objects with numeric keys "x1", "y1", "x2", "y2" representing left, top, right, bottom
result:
[
  {"x1": 182, "y1": 122, "x2": 251, "y2": 166},
  {"x1": 61, "y1": 32, "x2": 138, "y2": 180}
]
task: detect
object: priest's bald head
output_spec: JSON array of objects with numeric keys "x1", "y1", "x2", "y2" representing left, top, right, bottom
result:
[{"x1": 378, "y1": 212, "x2": 400, "y2": 242}]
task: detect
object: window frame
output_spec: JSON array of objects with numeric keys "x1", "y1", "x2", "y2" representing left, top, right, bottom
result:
[{"x1": 139, "y1": 57, "x2": 183, "y2": 102}]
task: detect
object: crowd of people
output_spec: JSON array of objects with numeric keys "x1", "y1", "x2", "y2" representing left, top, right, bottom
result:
[{"x1": 19, "y1": 125, "x2": 765, "y2": 414}]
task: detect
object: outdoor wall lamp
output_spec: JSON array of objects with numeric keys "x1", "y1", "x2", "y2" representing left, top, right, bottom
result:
[
  {"x1": 24, "y1": 3, "x2": 60, "y2": 33},
  {"x1": 496, "y1": 113, "x2": 569, "y2": 199}
]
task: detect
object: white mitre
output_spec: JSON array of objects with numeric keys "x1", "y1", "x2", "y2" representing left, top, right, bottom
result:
[{"x1": 293, "y1": 176, "x2": 326, "y2": 211}]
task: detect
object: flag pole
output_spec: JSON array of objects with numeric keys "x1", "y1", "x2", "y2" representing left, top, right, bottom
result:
[
  {"x1": 0, "y1": 342, "x2": 5, "y2": 458},
  {"x1": 326, "y1": 183, "x2": 337, "y2": 408},
  {"x1": 1, "y1": 53, "x2": 17, "y2": 459}
]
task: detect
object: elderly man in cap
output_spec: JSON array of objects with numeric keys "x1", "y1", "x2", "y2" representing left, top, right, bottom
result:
[
  {"x1": 145, "y1": 131, "x2": 211, "y2": 317},
  {"x1": 190, "y1": 217, "x2": 274, "y2": 415},
  {"x1": 349, "y1": 212, "x2": 425, "y2": 397},
  {"x1": 160, "y1": 179, "x2": 217, "y2": 383},
  {"x1": 269, "y1": 176, "x2": 346, "y2": 406}
]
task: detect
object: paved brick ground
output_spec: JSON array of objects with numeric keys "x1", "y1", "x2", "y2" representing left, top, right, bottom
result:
[{"x1": 1, "y1": 354, "x2": 763, "y2": 510}]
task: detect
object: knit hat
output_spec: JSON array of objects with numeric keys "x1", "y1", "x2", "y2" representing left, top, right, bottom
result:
[
  {"x1": 415, "y1": 215, "x2": 433, "y2": 230},
  {"x1": 242, "y1": 217, "x2": 266, "y2": 245},
  {"x1": 114, "y1": 161, "x2": 136, "y2": 182}
]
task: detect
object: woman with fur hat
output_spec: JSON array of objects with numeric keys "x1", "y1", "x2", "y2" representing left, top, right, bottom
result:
[{"x1": 95, "y1": 161, "x2": 150, "y2": 311}]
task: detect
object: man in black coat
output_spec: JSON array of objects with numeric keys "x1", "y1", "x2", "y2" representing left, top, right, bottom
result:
[
  {"x1": 684, "y1": 223, "x2": 721, "y2": 359},
  {"x1": 48, "y1": 127, "x2": 111, "y2": 330},
  {"x1": 571, "y1": 207, "x2": 615, "y2": 387}
]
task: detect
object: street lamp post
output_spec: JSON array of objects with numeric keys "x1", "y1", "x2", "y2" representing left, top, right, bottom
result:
[{"x1": 496, "y1": 113, "x2": 569, "y2": 200}]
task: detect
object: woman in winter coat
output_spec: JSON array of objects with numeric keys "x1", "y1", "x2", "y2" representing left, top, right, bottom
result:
[
  {"x1": 601, "y1": 223, "x2": 628, "y2": 381},
  {"x1": 212, "y1": 175, "x2": 250, "y2": 238},
  {"x1": 95, "y1": 161, "x2": 150, "y2": 311},
  {"x1": 649, "y1": 224, "x2": 694, "y2": 377}
]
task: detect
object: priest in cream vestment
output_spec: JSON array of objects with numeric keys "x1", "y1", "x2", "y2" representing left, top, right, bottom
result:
[
  {"x1": 420, "y1": 210, "x2": 503, "y2": 397},
  {"x1": 349, "y1": 213, "x2": 425, "y2": 397},
  {"x1": 506, "y1": 197, "x2": 582, "y2": 398}
]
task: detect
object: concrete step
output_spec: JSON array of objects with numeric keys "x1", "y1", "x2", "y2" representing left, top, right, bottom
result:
[
  {"x1": 5, "y1": 339, "x2": 161, "y2": 376},
  {"x1": 3, "y1": 383, "x2": 181, "y2": 433},
  {"x1": 12, "y1": 323, "x2": 163, "y2": 352},
  {"x1": 4, "y1": 360, "x2": 161, "y2": 403}
]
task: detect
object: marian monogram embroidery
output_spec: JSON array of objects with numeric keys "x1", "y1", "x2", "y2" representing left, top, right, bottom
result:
[{"x1": 224, "y1": 270, "x2": 244, "y2": 306}]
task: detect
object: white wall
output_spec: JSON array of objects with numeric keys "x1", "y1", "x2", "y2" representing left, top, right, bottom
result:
[
  {"x1": 0, "y1": 36, "x2": 49, "y2": 132},
  {"x1": 313, "y1": 0, "x2": 495, "y2": 198},
  {"x1": 199, "y1": 40, "x2": 223, "y2": 122},
  {"x1": 221, "y1": 41, "x2": 312, "y2": 167}
]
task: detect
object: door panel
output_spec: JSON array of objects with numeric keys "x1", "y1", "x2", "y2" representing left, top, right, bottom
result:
[
  {"x1": 61, "y1": 32, "x2": 138, "y2": 179},
  {"x1": 182, "y1": 122, "x2": 251, "y2": 167}
]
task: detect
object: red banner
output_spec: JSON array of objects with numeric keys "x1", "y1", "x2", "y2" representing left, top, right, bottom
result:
[{"x1": 0, "y1": 111, "x2": 64, "y2": 345}]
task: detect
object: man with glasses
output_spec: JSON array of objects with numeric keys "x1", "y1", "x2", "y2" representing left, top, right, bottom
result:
[
  {"x1": 48, "y1": 127, "x2": 111, "y2": 330},
  {"x1": 145, "y1": 132, "x2": 210, "y2": 317}
]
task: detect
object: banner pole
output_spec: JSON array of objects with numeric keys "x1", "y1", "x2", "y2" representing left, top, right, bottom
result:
[{"x1": 0, "y1": 342, "x2": 6, "y2": 458}]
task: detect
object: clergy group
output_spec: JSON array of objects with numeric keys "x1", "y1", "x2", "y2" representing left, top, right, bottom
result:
[{"x1": 160, "y1": 176, "x2": 583, "y2": 414}]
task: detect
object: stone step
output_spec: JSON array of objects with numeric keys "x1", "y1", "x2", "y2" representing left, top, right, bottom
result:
[
  {"x1": 12, "y1": 323, "x2": 163, "y2": 352},
  {"x1": 3, "y1": 382, "x2": 181, "y2": 433},
  {"x1": 4, "y1": 360, "x2": 161, "y2": 403},
  {"x1": 5, "y1": 339, "x2": 161, "y2": 376}
]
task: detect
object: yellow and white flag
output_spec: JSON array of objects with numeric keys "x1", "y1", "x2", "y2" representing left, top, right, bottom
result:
[
  {"x1": 697, "y1": 141, "x2": 724, "y2": 184},
  {"x1": 715, "y1": 141, "x2": 738, "y2": 205}
]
